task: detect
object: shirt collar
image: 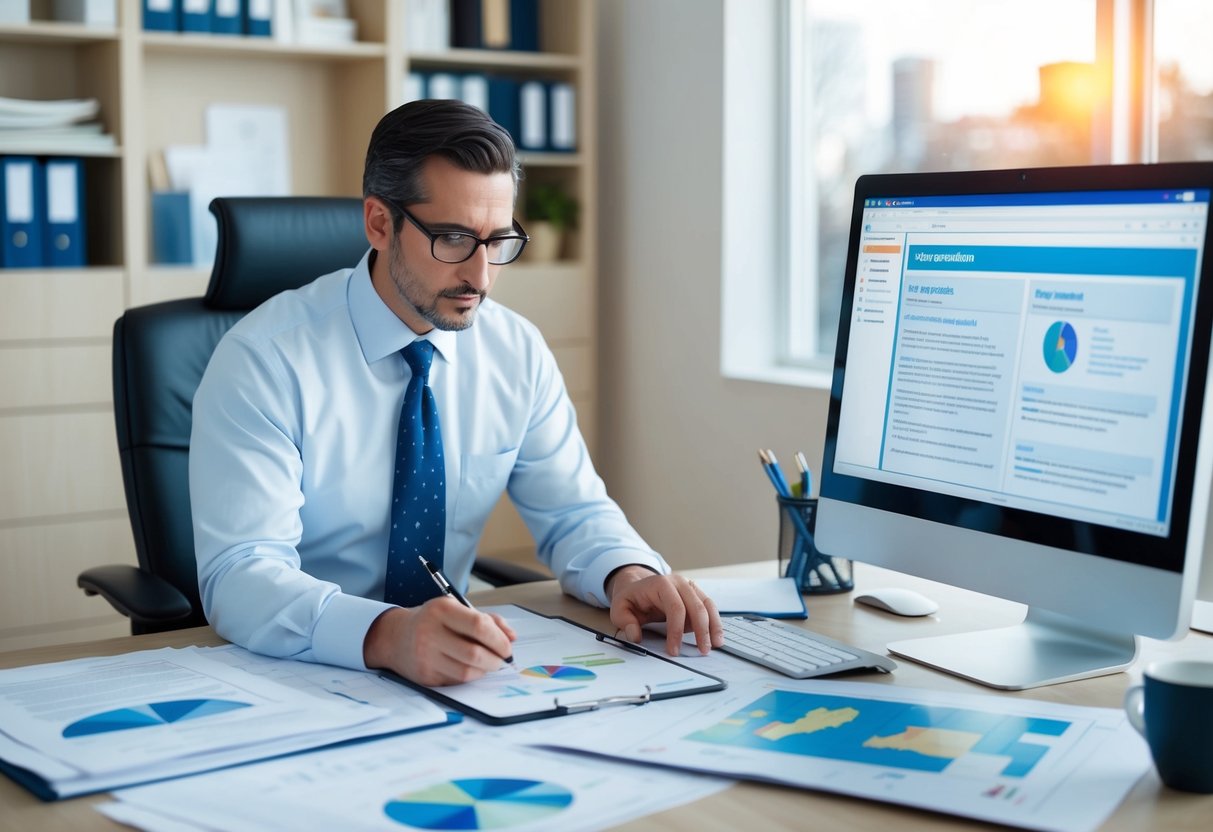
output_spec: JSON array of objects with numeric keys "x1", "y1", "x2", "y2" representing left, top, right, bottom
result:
[{"x1": 348, "y1": 248, "x2": 459, "y2": 366}]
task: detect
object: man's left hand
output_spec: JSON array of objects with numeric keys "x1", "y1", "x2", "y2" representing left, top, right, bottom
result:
[{"x1": 607, "y1": 566, "x2": 724, "y2": 656}]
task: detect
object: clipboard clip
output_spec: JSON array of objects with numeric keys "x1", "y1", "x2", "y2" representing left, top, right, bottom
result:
[
  {"x1": 595, "y1": 631, "x2": 649, "y2": 656},
  {"x1": 555, "y1": 685, "x2": 652, "y2": 715}
]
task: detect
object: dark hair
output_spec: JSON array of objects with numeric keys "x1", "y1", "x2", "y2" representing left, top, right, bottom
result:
[{"x1": 362, "y1": 99, "x2": 521, "y2": 232}]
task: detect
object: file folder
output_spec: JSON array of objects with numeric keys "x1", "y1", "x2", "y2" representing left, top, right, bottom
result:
[
  {"x1": 486, "y1": 76, "x2": 520, "y2": 145},
  {"x1": 426, "y1": 72, "x2": 460, "y2": 101},
  {"x1": 244, "y1": 0, "x2": 270, "y2": 35},
  {"x1": 211, "y1": 0, "x2": 241, "y2": 34},
  {"x1": 1, "y1": 156, "x2": 44, "y2": 269},
  {"x1": 450, "y1": 0, "x2": 481, "y2": 48},
  {"x1": 43, "y1": 157, "x2": 86, "y2": 268},
  {"x1": 404, "y1": 71, "x2": 426, "y2": 105},
  {"x1": 549, "y1": 82, "x2": 577, "y2": 152},
  {"x1": 181, "y1": 0, "x2": 211, "y2": 32},
  {"x1": 460, "y1": 73, "x2": 489, "y2": 113},
  {"x1": 509, "y1": 0, "x2": 539, "y2": 52},
  {"x1": 518, "y1": 80, "x2": 547, "y2": 152},
  {"x1": 142, "y1": 0, "x2": 179, "y2": 31}
]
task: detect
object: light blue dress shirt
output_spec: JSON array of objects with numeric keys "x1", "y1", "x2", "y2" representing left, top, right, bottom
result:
[{"x1": 190, "y1": 251, "x2": 668, "y2": 671}]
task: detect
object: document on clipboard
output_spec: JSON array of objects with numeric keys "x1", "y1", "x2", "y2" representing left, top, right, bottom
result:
[{"x1": 383, "y1": 605, "x2": 726, "y2": 725}]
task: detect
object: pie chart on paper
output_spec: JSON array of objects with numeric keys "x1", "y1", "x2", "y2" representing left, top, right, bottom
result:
[
  {"x1": 383, "y1": 778, "x2": 574, "y2": 829},
  {"x1": 519, "y1": 665, "x2": 597, "y2": 682},
  {"x1": 61, "y1": 699, "x2": 252, "y2": 737},
  {"x1": 1043, "y1": 321, "x2": 1078, "y2": 373}
]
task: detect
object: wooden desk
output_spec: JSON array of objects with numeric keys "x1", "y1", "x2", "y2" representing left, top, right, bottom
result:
[{"x1": 2, "y1": 562, "x2": 1211, "y2": 831}]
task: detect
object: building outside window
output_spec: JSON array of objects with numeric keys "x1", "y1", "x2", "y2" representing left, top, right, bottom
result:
[{"x1": 785, "y1": 0, "x2": 1213, "y2": 366}]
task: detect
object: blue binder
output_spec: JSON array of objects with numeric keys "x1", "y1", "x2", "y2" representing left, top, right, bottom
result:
[
  {"x1": 181, "y1": 0, "x2": 212, "y2": 32},
  {"x1": 244, "y1": 0, "x2": 271, "y2": 36},
  {"x1": 0, "y1": 156, "x2": 45, "y2": 269},
  {"x1": 151, "y1": 192, "x2": 193, "y2": 265},
  {"x1": 211, "y1": 0, "x2": 242, "y2": 35},
  {"x1": 509, "y1": 0, "x2": 539, "y2": 52},
  {"x1": 486, "y1": 76, "x2": 520, "y2": 147},
  {"x1": 43, "y1": 158, "x2": 87, "y2": 268},
  {"x1": 143, "y1": 0, "x2": 180, "y2": 31}
]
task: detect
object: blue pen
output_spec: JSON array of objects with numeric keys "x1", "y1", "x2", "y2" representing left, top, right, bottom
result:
[
  {"x1": 758, "y1": 449, "x2": 815, "y2": 551},
  {"x1": 765, "y1": 450, "x2": 793, "y2": 497},
  {"x1": 795, "y1": 451, "x2": 811, "y2": 499}
]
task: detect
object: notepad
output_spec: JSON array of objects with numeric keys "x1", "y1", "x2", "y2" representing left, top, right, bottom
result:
[{"x1": 694, "y1": 577, "x2": 807, "y2": 619}]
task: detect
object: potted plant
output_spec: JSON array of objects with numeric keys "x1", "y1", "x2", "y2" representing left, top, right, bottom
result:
[{"x1": 524, "y1": 183, "x2": 579, "y2": 262}]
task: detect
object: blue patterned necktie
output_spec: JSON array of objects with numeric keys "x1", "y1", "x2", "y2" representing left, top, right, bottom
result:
[{"x1": 384, "y1": 340, "x2": 446, "y2": 607}]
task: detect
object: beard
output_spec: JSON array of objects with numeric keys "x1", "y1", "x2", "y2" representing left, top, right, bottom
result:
[{"x1": 387, "y1": 234, "x2": 486, "y2": 332}]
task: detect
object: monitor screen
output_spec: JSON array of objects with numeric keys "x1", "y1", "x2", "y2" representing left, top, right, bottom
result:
[{"x1": 816, "y1": 163, "x2": 1213, "y2": 689}]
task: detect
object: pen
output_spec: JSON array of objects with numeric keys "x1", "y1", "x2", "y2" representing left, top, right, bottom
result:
[
  {"x1": 795, "y1": 451, "x2": 811, "y2": 498},
  {"x1": 418, "y1": 556, "x2": 514, "y2": 664},
  {"x1": 758, "y1": 449, "x2": 791, "y2": 498}
]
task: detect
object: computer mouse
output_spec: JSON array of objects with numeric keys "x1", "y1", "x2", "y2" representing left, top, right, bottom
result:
[{"x1": 853, "y1": 587, "x2": 939, "y2": 617}]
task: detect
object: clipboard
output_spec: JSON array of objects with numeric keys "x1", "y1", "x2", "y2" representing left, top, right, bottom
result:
[{"x1": 382, "y1": 605, "x2": 726, "y2": 725}]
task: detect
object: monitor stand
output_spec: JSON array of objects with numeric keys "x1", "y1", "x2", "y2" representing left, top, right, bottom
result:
[
  {"x1": 1192, "y1": 600, "x2": 1213, "y2": 634},
  {"x1": 887, "y1": 607, "x2": 1139, "y2": 690}
]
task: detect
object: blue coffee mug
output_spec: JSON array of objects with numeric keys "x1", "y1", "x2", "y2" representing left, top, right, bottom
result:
[{"x1": 1123, "y1": 660, "x2": 1213, "y2": 793}]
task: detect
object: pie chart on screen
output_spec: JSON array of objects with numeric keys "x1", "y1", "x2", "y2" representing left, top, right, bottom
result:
[
  {"x1": 383, "y1": 778, "x2": 574, "y2": 829},
  {"x1": 1043, "y1": 321, "x2": 1078, "y2": 373}
]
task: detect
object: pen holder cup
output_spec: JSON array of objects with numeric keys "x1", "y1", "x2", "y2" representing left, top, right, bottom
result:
[{"x1": 777, "y1": 496, "x2": 853, "y2": 594}]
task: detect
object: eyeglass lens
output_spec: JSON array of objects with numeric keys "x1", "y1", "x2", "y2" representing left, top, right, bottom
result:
[{"x1": 432, "y1": 233, "x2": 526, "y2": 265}]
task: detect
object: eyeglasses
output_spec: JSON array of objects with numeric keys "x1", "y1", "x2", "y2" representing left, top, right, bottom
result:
[{"x1": 384, "y1": 199, "x2": 529, "y2": 265}]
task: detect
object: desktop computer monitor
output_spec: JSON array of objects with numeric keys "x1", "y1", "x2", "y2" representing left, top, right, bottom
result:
[{"x1": 815, "y1": 163, "x2": 1213, "y2": 690}]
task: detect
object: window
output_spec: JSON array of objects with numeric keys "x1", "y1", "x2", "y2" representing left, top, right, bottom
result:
[{"x1": 784, "y1": 0, "x2": 1213, "y2": 367}]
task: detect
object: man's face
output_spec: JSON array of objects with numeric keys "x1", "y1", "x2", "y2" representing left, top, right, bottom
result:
[{"x1": 379, "y1": 157, "x2": 516, "y2": 334}]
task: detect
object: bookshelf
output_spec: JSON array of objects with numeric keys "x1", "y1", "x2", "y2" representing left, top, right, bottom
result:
[{"x1": 0, "y1": 0, "x2": 596, "y2": 651}]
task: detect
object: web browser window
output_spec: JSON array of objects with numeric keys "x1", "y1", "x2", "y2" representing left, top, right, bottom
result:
[{"x1": 835, "y1": 190, "x2": 1211, "y2": 536}]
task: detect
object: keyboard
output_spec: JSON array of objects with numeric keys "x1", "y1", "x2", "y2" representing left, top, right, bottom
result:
[{"x1": 719, "y1": 615, "x2": 897, "y2": 679}]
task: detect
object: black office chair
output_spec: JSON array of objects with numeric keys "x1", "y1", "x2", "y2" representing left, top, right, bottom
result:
[{"x1": 79, "y1": 196, "x2": 547, "y2": 635}]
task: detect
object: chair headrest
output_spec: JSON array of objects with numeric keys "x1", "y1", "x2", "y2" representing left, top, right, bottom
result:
[{"x1": 205, "y1": 197, "x2": 370, "y2": 310}]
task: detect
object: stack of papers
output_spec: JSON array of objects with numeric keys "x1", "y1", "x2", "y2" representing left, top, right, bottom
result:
[
  {"x1": 0, "y1": 95, "x2": 116, "y2": 153},
  {"x1": 0, "y1": 646, "x2": 450, "y2": 799}
]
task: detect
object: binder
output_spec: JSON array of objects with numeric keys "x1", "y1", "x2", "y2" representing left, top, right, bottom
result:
[
  {"x1": 481, "y1": 0, "x2": 508, "y2": 48},
  {"x1": 548, "y1": 81, "x2": 577, "y2": 152},
  {"x1": 426, "y1": 72, "x2": 460, "y2": 101},
  {"x1": 211, "y1": 0, "x2": 241, "y2": 34},
  {"x1": 0, "y1": 156, "x2": 44, "y2": 269},
  {"x1": 449, "y1": 0, "x2": 481, "y2": 48},
  {"x1": 181, "y1": 0, "x2": 211, "y2": 32},
  {"x1": 142, "y1": 0, "x2": 179, "y2": 31},
  {"x1": 403, "y1": 71, "x2": 427, "y2": 105},
  {"x1": 460, "y1": 73, "x2": 490, "y2": 113},
  {"x1": 151, "y1": 191, "x2": 193, "y2": 264},
  {"x1": 485, "y1": 76, "x2": 519, "y2": 144},
  {"x1": 383, "y1": 606, "x2": 726, "y2": 725},
  {"x1": 518, "y1": 79, "x2": 547, "y2": 152},
  {"x1": 244, "y1": 0, "x2": 270, "y2": 36},
  {"x1": 43, "y1": 158, "x2": 86, "y2": 268},
  {"x1": 508, "y1": 0, "x2": 539, "y2": 52}
]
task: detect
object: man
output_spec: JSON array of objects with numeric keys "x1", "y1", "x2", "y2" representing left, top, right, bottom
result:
[{"x1": 190, "y1": 100, "x2": 723, "y2": 687}]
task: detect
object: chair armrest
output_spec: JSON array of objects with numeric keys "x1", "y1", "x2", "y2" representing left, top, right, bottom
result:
[
  {"x1": 471, "y1": 556, "x2": 551, "y2": 587},
  {"x1": 77, "y1": 565, "x2": 195, "y2": 624}
]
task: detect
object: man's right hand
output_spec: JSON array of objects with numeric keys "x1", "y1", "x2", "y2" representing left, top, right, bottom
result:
[{"x1": 363, "y1": 598, "x2": 516, "y2": 686}]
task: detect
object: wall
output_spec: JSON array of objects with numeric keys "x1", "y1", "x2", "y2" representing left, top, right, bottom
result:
[{"x1": 595, "y1": 0, "x2": 832, "y2": 571}]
